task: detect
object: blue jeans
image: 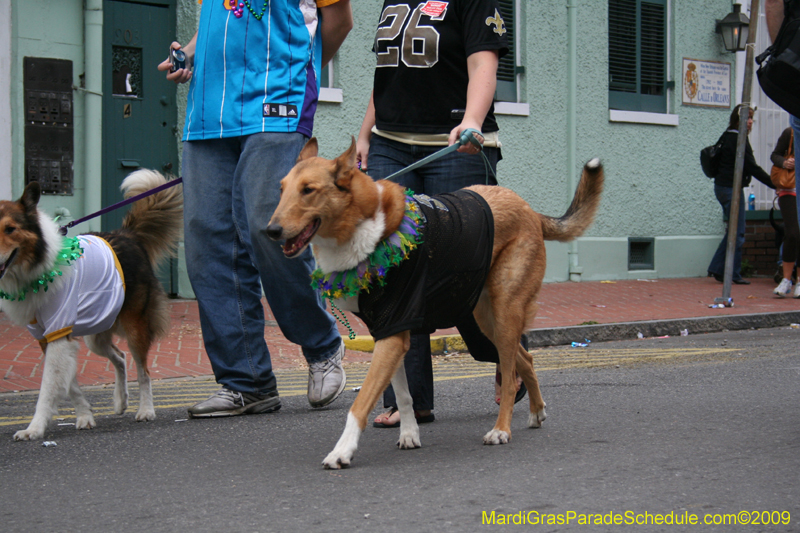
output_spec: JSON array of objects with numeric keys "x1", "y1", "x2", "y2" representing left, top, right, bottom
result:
[
  {"x1": 182, "y1": 133, "x2": 341, "y2": 395},
  {"x1": 367, "y1": 135, "x2": 499, "y2": 411},
  {"x1": 707, "y1": 185, "x2": 746, "y2": 281}
]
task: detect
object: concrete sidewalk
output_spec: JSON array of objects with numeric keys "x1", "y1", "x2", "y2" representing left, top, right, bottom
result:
[{"x1": 1, "y1": 276, "x2": 799, "y2": 393}]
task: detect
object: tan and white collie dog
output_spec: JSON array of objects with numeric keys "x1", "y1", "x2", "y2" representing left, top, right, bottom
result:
[
  {"x1": 266, "y1": 138, "x2": 603, "y2": 469},
  {"x1": 0, "y1": 170, "x2": 182, "y2": 441}
]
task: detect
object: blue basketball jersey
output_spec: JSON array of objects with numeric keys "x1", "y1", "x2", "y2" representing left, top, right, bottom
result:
[{"x1": 183, "y1": 0, "x2": 325, "y2": 140}]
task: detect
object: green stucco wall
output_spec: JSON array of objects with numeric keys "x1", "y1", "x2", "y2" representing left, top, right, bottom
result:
[{"x1": 9, "y1": 0, "x2": 740, "y2": 292}]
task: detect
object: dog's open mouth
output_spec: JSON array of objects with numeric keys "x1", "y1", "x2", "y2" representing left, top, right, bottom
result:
[
  {"x1": 0, "y1": 248, "x2": 18, "y2": 281},
  {"x1": 283, "y1": 219, "x2": 320, "y2": 258}
]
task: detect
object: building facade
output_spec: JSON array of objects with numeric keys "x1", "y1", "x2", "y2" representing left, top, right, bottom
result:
[{"x1": 0, "y1": 0, "x2": 785, "y2": 298}]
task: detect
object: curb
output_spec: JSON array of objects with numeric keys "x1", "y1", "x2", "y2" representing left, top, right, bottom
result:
[{"x1": 342, "y1": 311, "x2": 800, "y2": 354}]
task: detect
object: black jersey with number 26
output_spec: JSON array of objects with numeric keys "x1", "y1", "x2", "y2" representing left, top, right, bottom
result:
[{"x1": 372, "y1": 0, "x2": 509, "y2": 135}]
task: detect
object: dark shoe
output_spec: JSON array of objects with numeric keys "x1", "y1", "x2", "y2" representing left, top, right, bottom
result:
[
  {"x1": 733, "y1": 278, "x2": 751, "y2": 285},
  {"x1": 188, "y1": 387, "x2": 281, "y2": 418},
  {"x1": 372, "y1": 408, "x2": 435, "y2": 428},
  {"x1": 710, "y1": 272, "x2": 723, "y2": 283}
]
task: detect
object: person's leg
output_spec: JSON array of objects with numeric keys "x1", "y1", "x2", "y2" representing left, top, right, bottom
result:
[
  {"x1": 367, "y1": 137, "x2": 433, "y2": 419},
  {"x1": 182, "y1": 139, "x2": 282, "y2": 417},
  {"x1": 708, "y1": 185, "x2": 734, "y2": 278},
  {"x1": 733, "y1": 188, "x2": 746, "y2": 280},
  {"x1": 791, "y1": 115, "x2": 800, "y2": 234},
  {"x1": 183, "y1": 139, "x2": 278, "y2": 396},
  {"x1": 236, "y1": 132, "x2": 346, "y2": 407}
]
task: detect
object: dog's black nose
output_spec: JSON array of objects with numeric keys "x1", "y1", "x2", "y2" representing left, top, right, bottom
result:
[{"x1": 265, "y1": 224, "x2": 283, "y2": 241}]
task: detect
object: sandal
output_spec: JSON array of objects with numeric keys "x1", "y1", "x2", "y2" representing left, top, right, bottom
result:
[
  {"x1": 495, "y1": 367, "x2": 528, "y2": 405},
  {"x1": 372, "y1": 407, "x2": 435, "y2": 428}
]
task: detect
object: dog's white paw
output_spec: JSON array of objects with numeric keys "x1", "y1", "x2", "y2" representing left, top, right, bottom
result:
[
  {"x1": 483, "y1": 429, "x2": 510, "y2": 445},
  {"x1": 113, "y1": 397, "x2": 128, "y2": 415},
  {"x1": 13, "y1": 424, "x2": 46, "y2": 441},
  {"x1": 397, "y1": 429, "x2": 421, "y2": 450},
  {"x1": 528, "y1": 407, "x2": 547, "y2": 428},
  {"x1": 135, "y1": 409, "x2": 156, "y2": 422},
  {"x1": 322, "y1": 449, "x2": 353, "y2": 470},
  {"x1": 76, "y1": 413, "x2": 96, "y2": 430}
]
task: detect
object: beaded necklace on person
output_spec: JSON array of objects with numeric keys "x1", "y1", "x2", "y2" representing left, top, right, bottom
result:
[
  {"x1": 0, "y1": 237, "x2": 83, "y2": 302},
  {"x1": 226, "y1": 0, "x2": 268, "y2": 20}
]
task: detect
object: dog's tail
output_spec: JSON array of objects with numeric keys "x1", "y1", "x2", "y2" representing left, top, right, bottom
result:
[
  {"x1": 539, "y1": 158, "x2": 604, "y2": 242},
  {"x1": 120, "y1": 169, "x2": 183, "y2": 270}
]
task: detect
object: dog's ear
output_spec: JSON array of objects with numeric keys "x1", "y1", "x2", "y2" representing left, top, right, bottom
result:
[
  {"x1": 297, "y1": 138, "x2": 319, "y2": 162},
  {"x1": 332, "y1": 137, "x2": 358, "y2": 191},
  {"x1": 20, "y1": 182, "x2": 41, "y2": 213}
]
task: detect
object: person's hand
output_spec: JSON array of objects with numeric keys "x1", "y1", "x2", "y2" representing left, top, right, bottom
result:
[
  {"x1": 449, "y1": 121, "x2": 484, "y2": 155},
  {"x1": 784, "y1": 157, "x2": 795, "y2": 170},
  {"x1": 356, "y1": 136, "x2": 370, "y2": 171},
  {"x1": 157, "y1": 41, "x2": 193, "y2": 84}
]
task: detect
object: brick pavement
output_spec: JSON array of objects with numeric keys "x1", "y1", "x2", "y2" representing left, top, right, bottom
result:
[{"x1": 1, "y1": 276, "x2": 798, "y2": 393}]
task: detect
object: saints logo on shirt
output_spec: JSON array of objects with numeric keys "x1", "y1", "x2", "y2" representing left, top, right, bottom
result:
[{"x1": 485, "y1": 9, "x2": 506, "y2": 36}]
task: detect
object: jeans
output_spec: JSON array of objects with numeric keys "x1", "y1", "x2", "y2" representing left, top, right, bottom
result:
[
  {"x1": 367, "y1": 134, "x2": 499, "y2": 411},
  {"x1": 182, "y1": 133, "x2": 341, "y2": 395},
  {"x1": 791, "y1": 115, "x2": 800, "y2": 233},
  {"x1": 707, "y1": 185, "x2": 746, "y2": 281}
]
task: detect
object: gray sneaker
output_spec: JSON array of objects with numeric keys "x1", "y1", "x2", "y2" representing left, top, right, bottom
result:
[
  {"x1": 308, "y1": 341, "x2": 346, "y2": 408},
  {"x1": 188, "y1": 387, "x2": 281, "y2": 418}
]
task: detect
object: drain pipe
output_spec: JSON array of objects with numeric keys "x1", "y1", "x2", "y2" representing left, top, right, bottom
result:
[
  {"x1": 83, "y1": 0, "x2": 103, "y2": 231},
  {"x1": 567, "y1": 0, "x2": 581, "y2": 282}
]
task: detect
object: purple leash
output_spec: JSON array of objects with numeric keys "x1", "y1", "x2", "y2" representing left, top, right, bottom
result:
[{"x1": 58, "y1": 177, "x2": 183, "y2": 236}]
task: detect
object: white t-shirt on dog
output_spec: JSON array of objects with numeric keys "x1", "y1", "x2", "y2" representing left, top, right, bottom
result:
[{"x1": 28, "y1": 235, "x2": 125, "y2": 345}]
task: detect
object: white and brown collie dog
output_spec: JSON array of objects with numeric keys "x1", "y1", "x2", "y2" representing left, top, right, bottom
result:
[
  {"x1": 0, "y1": 170, "x2": 182, "y2": 441},
  {"x1": 266, "y1": 138, "x2": 603, "y2": 469}
]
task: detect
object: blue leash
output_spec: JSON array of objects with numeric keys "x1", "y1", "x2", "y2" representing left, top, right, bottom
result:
[{"x1": 378, "y1": 128, "x2": 497, "y2": 184}]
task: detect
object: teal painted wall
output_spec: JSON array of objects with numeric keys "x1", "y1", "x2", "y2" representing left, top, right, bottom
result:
[{"x1": 11, "y1": 0, "x2": 86, "y2": 220}]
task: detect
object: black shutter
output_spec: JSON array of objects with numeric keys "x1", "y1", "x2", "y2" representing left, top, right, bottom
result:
[
  {"x1": 496, "y1": 0, "x2": 516, "y2": 102},
  {"x1": 608, "y1": 0, "x2": 667, "y2": 113}
]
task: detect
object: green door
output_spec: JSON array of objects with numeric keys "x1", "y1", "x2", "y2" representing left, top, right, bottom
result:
[{"x1": 102, "y1": 0, "x2": 179, "y2": 294}]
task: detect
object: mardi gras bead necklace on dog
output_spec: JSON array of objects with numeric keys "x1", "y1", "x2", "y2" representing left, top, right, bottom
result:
[
  {"x1": 0, "y1": 237, "x2": 83, "y2": 302},
  {"x1": 311, "y1": 191, "x2": 424, "y2": 338}
]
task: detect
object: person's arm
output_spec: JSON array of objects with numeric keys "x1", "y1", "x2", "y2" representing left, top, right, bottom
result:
[
  {"x1": 771, "y1": 128, "x2": 792, "y2": 167},
  {"x1": 448, "y1": 50, "x2": 499, "y2": 154},
  {"x1": 745, "y1": 141, "x2": 776, "y2": 188},
  {"x1": 319, "y1": 0, "x2": 353, "y2": 67},
  {"x1": 356, "y1": 91, "x2": 376, "y2": 170},
  {"x1": 157, "y1": 32, "x2": 197, "y2": 84},
  {"x1": 765, "y1": 0, "x2": 785, "y2": 43}
]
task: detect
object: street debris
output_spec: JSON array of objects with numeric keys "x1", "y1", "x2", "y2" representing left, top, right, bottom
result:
[
  {"x1": 790, "y1": 324, "x2": 800, "y2": 329},
  {"x1": 708, "y1": 303, "x2": 725, "y2": 308},
  {"x1": 571, "y1": 342, "x2": 589, "y2": 348},
  {"x1": 174, "y1": 419, "x2": 188, "y2": 422},
  {"x1": 637, "y1": 279, "x2": 657, "y2": 282},
  {"x1": 57, "y1": 423, "x2": 73, "y2": 426},
  {"x1": 600, "y1": 280, "x2": 616, "y2": 284},
  {"x1": 680, "y1": 329, "x2": 689, "y2": 336},
  {"x1": 42, "y1": 441, "x2": 57, "y2": 447},
  {"x1": 591, "y1": 304, "x2": 606, "y2": 308},
  {"x1": 352, "y1": 386, "x2": 362, "y2": 392},
  {"x1": 637, "y1": 332, "x2": 644, "y2": 339}
]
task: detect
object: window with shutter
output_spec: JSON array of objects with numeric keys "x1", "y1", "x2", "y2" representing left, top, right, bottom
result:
[
  {"x1": 609, "y1": 0, "x2": 667, "y2": 113},
  {"x1": 496, "y1": 0, "x2": 517, "y2": 102}
]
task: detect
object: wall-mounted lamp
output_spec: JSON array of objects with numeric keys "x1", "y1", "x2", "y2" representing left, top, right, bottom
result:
[{"x1": 716, "y1": 3, "x2": 750, "y2": 52}]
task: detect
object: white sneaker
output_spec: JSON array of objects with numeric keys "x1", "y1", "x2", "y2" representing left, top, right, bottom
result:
[
  {"x1": 774, "y1": 278, "x2": 793, "y2": 298},
  {"x1": 794, "y1": 282, "x2": 800, "y2": 299},
  {"x1": 308, "y1": 340, "x2": 346, "y2": 408}
]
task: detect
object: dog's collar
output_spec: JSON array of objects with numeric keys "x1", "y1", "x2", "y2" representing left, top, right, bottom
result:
[
  {"x1": 311, "y1": 191, "x2": 424, "y2": 301},
  {"x1": 0, "y1": 237, "x2": 84, "y2": 302}
]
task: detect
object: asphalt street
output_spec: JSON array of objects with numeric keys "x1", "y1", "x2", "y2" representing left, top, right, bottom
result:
[{"x1": 1, "y1": 327, "x2": 798, "y2": 533}]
